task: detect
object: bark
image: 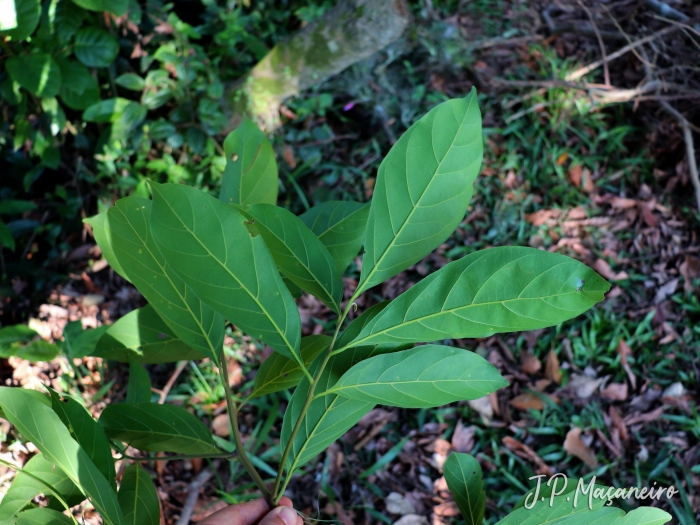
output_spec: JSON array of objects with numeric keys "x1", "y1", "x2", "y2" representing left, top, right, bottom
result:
[{"x1": 228, "y1": 0, "x2": 409, "y2": 130}]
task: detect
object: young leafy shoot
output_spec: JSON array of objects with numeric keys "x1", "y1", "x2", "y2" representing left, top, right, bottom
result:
[{"x1": 444, "y1": 453, "x2": 486, "y2": 525}]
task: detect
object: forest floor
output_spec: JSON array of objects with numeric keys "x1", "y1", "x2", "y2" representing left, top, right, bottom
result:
[{"x1": 1, "y1": 0, "x2": 699, "y2": 524}]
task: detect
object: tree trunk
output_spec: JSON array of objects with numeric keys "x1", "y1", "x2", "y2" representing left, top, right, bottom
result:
[{"x1": 228, "y1": 0, "x2": 409, "y2": 130}]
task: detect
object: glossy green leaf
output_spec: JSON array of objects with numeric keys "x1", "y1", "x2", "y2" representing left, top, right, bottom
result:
[
  {"x1": 341, "y1": 247, "x2": 609, "y2": 351},
  {"x1": 0, "y1": 388, "x2": 125, "y2": 525},
  {"x1": 251, "y1": 335, "x2": 330, "y2": 398},
  {"x1": 6, "y1": 54, "x2": 61, "y2": 98},
  {"x1": 99, "y1": 402, "x2": 220, "y2": 455},
  {"x1": 358, "y1": 90, "x2": 483, "y2": 294},
  {"x1": 93, "y1": 306, "x2": 207, "y2": 363},
  {"x1": 0, "y1": 454, "x2": 82, "y2": 520},
  {"x1": 300, "y1": 201, "x2": 370, "y2": 274},
  {"x1": 105, "y1": 197, "x2": 224, "y2": 361},
  {"x1": 220, "y1": 117, "x2": 278, "y2": 206},
  {"x1": 84, "y1": 213, "x2": 128, "y2": 280},
  {"x1": 70, "y1": 0, "x2": 127, "y2": 15},
  {"x1": 282, "y1": 276, "x2": 303, "y2": 298},
  {"x1": 149, "y1": 183, "x2": 301, "y2": 362},
  {"x1": 0, "y1": 340, "x2": 61, "y2": 362},
  {"x1": 115, "y1": 73, "x2": 144, "y2": 91},
  {"x1": 281, "y1": 306, "x2": 409, "y2": 473},
  {"x1": 327, "y1": 345, "x2": 507, "y2": 408},
  {"x1": 53, "y1": 0, "x2": 84, "y2": 44},
  {"x1": 16, "y1": 508, "x2": 73, "y2": 525},
  {"x1": 63, "y1": 325, "x2": 108, "y2": 359},
  {"x1": 0, "y1": 325, "x2": 38, "y2": 346},
  {"x1": 58, "y1": 60, "x2": 99, "y2": 111},
  {"x1": 444, "y1": 453, "x2": 485, "y2": 525},
  {"x1": 126, "y1": 359, "x2": 152, "y2": 404},
  {"x1": 74, "y1": 27, "x2": 119, "y2": 67},
  {"x1": 47, "y1": 389, "x2": 116, "y2": 490},
  {"x1": 82, "y1": 98, "x2": 131, "y2": 123},
  {"x1": 2, "y1": 0, "x2": 40, "y2": 40},
  {"x1": 241, "y1": 204, "x2": 343, "y2": 312},
  {"x1": 118, "y1": 464, "x2": 160, "y2": 525}
]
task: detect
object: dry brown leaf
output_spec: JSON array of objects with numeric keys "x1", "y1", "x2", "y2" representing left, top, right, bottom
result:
[
  {"x1": 433, "y1": 502, "x2": 461, "y2": 517},
  {"x1": 544, "y1": 350, "x2": 562, "y2": 384},
  {"x1": 593, "y1": 259, "x2": 628, "y2": 281},
  {"x1": 556, "y1": 152, "x2": 569, "y2": 165},
  {"x1": 679, "y1": 254, "x2": 700, "y2": 292},
  {"x1": 617, "y1": 340, "x2": 636, "y2": 390},
  {"x1": 211, "y1": 414, "x2": 230, "y2": 437},
  {"x1": 567, "y1": 206, "x2": 587, "y2": 220},
  {"x1": 624, "y1": 406, "x2": 664, "y2": 426},
  {"x1": 610, "y1": 197, "x2": 637, "y2": 209},
  {"x1": 564, "y1": 428, "x2": 598, "y2": 467},
  {"x1": 509, "y1": 392, "x2": 544, "y2": 411},
  {"x1": 600, "y1": 382, "x2": 628, "y2": 401},
  {"x1": 469, "y1": 396, "x2": 493, "y2": 418},
  {"x1": 568, "y1": 374, "x2": 603, "y2": 399},
  {"x1": 608, "y1": 406, "x2": 628, "y2": 441},
  {"x1": 451, "y1": 420, "x2": 475, "y2": 453},
  {"x1": 569, "y1": 164, "x2": 583, "y2": 187},
  {"x1": 503, "y1": 436, "x2": 553, "y2": 476},
  {"x1": 525, "y1": 209, "x2": 561, "y2": 226},
  {"x1": 520, "y1": 351, "x2": 542, "y2": 375},
  {"x1": 282, "y1": 144, "x2": 296, "y2": 168}
]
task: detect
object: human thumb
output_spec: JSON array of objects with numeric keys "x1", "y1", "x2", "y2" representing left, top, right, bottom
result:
[{"x1": 258, "y1": 505, "x2": 298, "y2": 525}]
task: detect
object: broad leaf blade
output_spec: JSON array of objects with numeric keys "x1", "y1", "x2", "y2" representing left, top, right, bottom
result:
[
  {"x1": 94, "y1": 306, "x2": 207, "y2": 363},
  {"x1": 47, "y1": 390, "x2": 116, "y2": 490},
  {"x1": 610, "y1": 508, "x2": 672, "y2": 525},
  {"x1": 106, "y1": 197, "x2": 224, "y2": 361},
  {"x1": 149, "y1": 183, "x2": 301, "y2": 362},
  {"x1": 0, "y1": 388, "x2": 124, "y2": 525},
  {"x1": 329, "y1": 345, "x2": 507, "y2": 408},
  {"x1": 118, "y1": 464, "x2": 160, "y2": 525},
  {"x1": 84, "y1": 212, "x2": 129, "y2": 282},
  {"x1": 220, "y1": 117, "x2": 278, "y2": 206},
  {"x1": 444, "y1": 453, "x2": 485, "y2": 525},
  {"x1": 242, "y1": 204, "x2": 343, "y2": 312},
  {"x1": 99, "y1": 403, "x2": 220, "y2": 455},
  {"x1": 358, "y1": 90, "x2": 483, "y2": 294},
  {"x1": 16, "y1": 508, "x2": 74, "y2": 525},
  {"x1": 126, "y1": 359, "x2": 152, "y2": 404},
  {"x1": 300, "y1": 201, "x2": 370, "y2": 274},
  {"x1": 251, "y1": 335, "x2": 330, "y2": 398},
  {"x1": 343, "y1": 247, "x2": 609, "y2": 350},
  {"x1": 0, "y1": 455, "x2": 82, "y2": 520}
]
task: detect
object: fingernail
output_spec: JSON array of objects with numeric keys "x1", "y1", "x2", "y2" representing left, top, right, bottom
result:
[{"x1": 278, "y1": 506, "x2": 297, "y2": 525}]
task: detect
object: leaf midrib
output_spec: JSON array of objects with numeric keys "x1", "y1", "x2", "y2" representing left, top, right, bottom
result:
[
  {"x1": 156, "y1": 190, "x2": 299, "y2": 361},
  {"x1": 359, "y1": 97, "x2": 476, "y2": 293},
  {"x1": 340, "y1": 290, "x2": 590, "y2": 351}
]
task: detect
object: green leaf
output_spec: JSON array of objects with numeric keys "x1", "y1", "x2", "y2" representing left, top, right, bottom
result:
[
  {"x1": 99, "y1": 402, "x2": 220, "y2": 455},
  {"x1": 300, "y1": 201, "x2": 370, "y2": 274},
  {"x1": 240, "y1": 204, "x2": 343, "y2": 312},
  {"x1": 327, "y1": 345, "x2": 507, "y2": 408},
  {"x1": 341, "y1": 247, "x2": 609, "y2": 351},
  {"x1": 219, "y1": 116, "x2": 278, "y2": 206},
  {"x1": 0, "y1": 325, "x2": 37, "y2": 345},
  {"x1": 149, "y1": 183, "x2": 301, "y2": 362},
  {"x1": 357, "y1": 90, "x2": 483, "y2": 294},
  {"x1": 0, "y1": 200, "x2": 37, "y2": 215},
  {"x1": 6, "y1": 54, "x2": 61, "y2": 98},
  {"x1": 84, "y1": 212, "x2": 129, "y2": 281},
  {"x1": 0, "y1": 340, "x2": 61, "y2": 362},
  {"x1": 53, "y1": 0, "x2": 84, "y2": 44},
  {"x1": 94, "y1": 306, "x2": 207, "y2": 363},
  {"x1": 16, "y1": 508, "x2": 74, "y2": 525},
  {"x1": 127, "y1": 359, "x2": 152, "y2": 404},
  {"x1": 1, "y1": 0, "x2": 40, "y2": 40},
  {"x1": 105, "y1": 197, "x2": 224, "y2": 361},
  {"x1": 0, "y1": 454, "x2": 82, "y2": 520},
  {"x1": 58, "y1": 60, "x2": 99, "y2": 111},
  {"x1": 115, "y1": 73, "x2": 144, "y2": 91},
  {"x1": 70, "y1": 0, "x2": 126, "y2": 14},
  {"x1": 0, "y1": 388, "x2": 125, "y2": 525},
  {"x1": 251, "y1": 335, "x2": 330, "y2": 398},
  {"x1": 609, "y1": 508, "x2": 672, "y2": 525},
  {"x1": 0, "y1": 221, "x2": 15, "y2": 251},
  {"x1": 443, "y1": 453, "x2": 485, "y2": 525},
  {"x1": 47, "y1": 389, "x2": 116, "y2": 490},
  {"x1": 74, "y1": 27, "x2": 119, "y2": 68},
  {"x1": 63, "y1": 325, "x2": 108, "y2": 359},
  {"x1": 117, "y1": 464, "x2": 160, "y2": 525},
  {"x1": 282, "y1": 276, "x2": 303, "y2": 298},
  {"x1": 82, "y1": 98, "x2": 131, "y2": 123}
]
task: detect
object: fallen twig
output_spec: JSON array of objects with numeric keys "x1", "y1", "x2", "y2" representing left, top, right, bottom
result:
[
  {"x1": 176, "y1": 465, "x2": 216, "y2": 525},
  {"x1": 565, "y1": 26, "x2": 677, "y2": 81},
  {"x1": 578, "y1": 0, "x2": 610, "y2": 86},
  {"x1": 157, "y1": 360, "x2": 188, "y2": 404},
  {"x1": 660, "y1": 101, "x2": 700, "y2": 213}
]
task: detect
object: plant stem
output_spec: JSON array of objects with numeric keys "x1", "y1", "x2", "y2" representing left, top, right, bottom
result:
[
  {"x1": 271, "y1": 297, "x2": 356, "y2": 503},
  {"x1": 218, "y1": 348, "x2": 273, "y2": 504},
  {"x1": 118, "y1": 452, "x2": 237, "y2": 462}
]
